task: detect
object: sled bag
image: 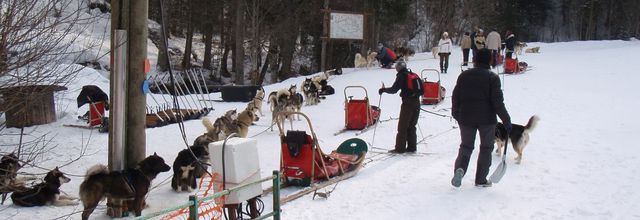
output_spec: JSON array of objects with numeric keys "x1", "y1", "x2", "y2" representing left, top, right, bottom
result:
[
  {"x1": 505, "y1": 58, "x2": 518, "y2": 74},
  {"x1": 422, "y1": 82, "x2": 445, "y2": 104}
]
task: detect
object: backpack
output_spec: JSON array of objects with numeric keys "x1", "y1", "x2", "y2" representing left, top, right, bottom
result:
[{"x1": 406, "y1": 71, "x2": 424, "y2": 97}]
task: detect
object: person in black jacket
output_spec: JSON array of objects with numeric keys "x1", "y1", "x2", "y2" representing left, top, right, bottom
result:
[
  {"x1": 504, "y1": 30, "x2": 516, "y2": 59},
  {"x1": 378, "y1": 60, "x2": 420, "y2": 153},
  {"x1": 450, "y1": 48, "x2": 512, "y2": 187}
]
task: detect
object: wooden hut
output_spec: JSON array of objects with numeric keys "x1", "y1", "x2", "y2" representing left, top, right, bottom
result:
[{"x1": 0, "y1": 85, "x2": 67, "y2": 128}]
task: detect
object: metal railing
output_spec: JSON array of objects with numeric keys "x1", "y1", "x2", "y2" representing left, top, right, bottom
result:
[{"x1": 132, "y1": 170, "x2": 281, "y2": 220}]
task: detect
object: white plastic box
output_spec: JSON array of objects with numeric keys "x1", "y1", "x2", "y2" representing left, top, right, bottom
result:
[
  {"x1": 213, "y1": 171, "x2": 262, "y2": 204},
  {"x1": 209, "y1": 138, "x2": 262, "y2": 204}
]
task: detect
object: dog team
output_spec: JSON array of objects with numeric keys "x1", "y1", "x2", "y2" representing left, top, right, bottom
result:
[{"x1": 1, "y1": 39, "x2": 539, "y2": 216}]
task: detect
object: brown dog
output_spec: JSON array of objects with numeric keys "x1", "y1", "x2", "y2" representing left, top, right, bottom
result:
[
  {"x1": 231, "y1": 108, "x2": 259, "y2": 138},
  {"x1": 79, "y1": 153, "x2": 171, "y2": 219}
]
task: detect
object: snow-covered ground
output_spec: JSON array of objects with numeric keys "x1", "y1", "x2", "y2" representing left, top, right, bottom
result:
[{"x1": 1, "y1": 39, "x2": 639, "y2": 219}]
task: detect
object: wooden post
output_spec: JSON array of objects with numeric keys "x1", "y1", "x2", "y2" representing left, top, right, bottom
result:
[
  {"x1": 126, "y1": 0, "x2": 148, "y2": 169},
  {"x1": 109, "y1": 0, "x2": 147, "y2": 217}
]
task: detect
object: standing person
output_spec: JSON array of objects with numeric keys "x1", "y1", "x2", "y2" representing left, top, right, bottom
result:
[
  {"x1": 438, "y1": 32, "x2": 453, "y2": 73},
  {"x1": 450, "y1": 48, "x2": 512, "y2": 187},
  {"x1": 378, "y1": 60, "x2": 420, "y2": 154},
  {"x1": 460, "y1": 32, "x2": 472, "y2": 66},
  {"x1": 473, "y1": 29, "x2": 486, "y2": 62},
  {"x1": 470, "y1": 26, "x2": 479, "y2": 62},
  {"x1": 504, "y1": 30, "x2": 516, "y2": 59},
  {"x1": 375, "y1": 42, "x2": 397, "y2": 69},
  {"x1": 486, "y1": 28, "x2": 502, "y2": 69}
]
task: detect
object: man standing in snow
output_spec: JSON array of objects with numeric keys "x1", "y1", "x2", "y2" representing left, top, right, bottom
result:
[
  {"x1": 486, "y1": 28, "x2": 502, "y2": 68},
  {"x1": 461, "y1": 32, "x2": 472, "y2": 66},
  {"x1": 378, "y1": 60, "x2": 420, "y2": 154},
  {"x1": 450, "y1": 48, "x2": 511, "y2": 187}
]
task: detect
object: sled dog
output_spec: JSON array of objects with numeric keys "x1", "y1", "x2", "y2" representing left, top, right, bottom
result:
[
  {"x1": 79, "y1": 153, "x2": 171, "y2": 219},
  {"x1": 11, "y1": 167, "x2": 78, "y2": 207},
  {"x1": 495, "y1": 115, "x2": 540, "y2": 164}
]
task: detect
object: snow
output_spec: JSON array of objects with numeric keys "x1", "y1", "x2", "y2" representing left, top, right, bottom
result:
[{"x1": 2, "y1": 39, "x2": 640, "y2": 219}]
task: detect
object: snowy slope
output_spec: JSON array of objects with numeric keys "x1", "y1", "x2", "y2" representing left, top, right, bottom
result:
[{"x1": 1, "y1": 40, "x2": 640, "y2": 219}]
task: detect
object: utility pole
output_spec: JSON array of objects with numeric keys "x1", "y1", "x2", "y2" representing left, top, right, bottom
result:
[{"x1": 109, "y1": 0, "x2": 147, "y2": 217}]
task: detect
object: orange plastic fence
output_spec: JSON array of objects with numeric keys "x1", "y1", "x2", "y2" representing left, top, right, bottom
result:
[{"x1": 161, "y1": 173, "x2": 225, "y2": 220}]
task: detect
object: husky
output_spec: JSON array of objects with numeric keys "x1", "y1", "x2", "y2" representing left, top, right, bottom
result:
[
  {"x1": 354, "y1": 53, "x2": 367, "y2": 68},
  {"x1": 234, "y1": 108, "x2": 259, "y2": 138},
  {"x1": 79, "y1": 153, "x2": 171, "y2": 219},
  {"x1": 515, "y1": 42, "x2": 527, "y2": 55},
  {"x1": 495, "y1": 115, "x2": 540, "y2": 164},
  {"x1": 172, "y1": 145, "x2": 210, "y2": 192},
  {"x1": 194, "y1": 109, "x2": 238, "y2": 146},
  {"x1": 246, "y1": 87, "x2": 265, "y2": 116},
  {"x1": 431, "y1": 46, "x2": 440, "y2": 59},
  {"x1": 525, "y1": 46, "x2": 540, "y2": 53},
  {"x1": 267, "y1": 85, "x2": 295, "y2": 112},
  {"x1": 301, "y1": 78, "x2": 321, "y2": 105},
  {"x1": 354, "y1": 52, "x2": 377, "y2": 69},
  {"x1": 395, "y1": 47, "x2": 415, "y2": 61},
  {"x1": 11, "y1": 167, "x2": 78, "y2": 207}
]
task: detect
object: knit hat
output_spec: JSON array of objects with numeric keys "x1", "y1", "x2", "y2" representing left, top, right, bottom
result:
[
  {"x1": 476, "y1": 48, "x2": 491, "y2": 67},
  {"x1": 395, "y1": 60, "x2": 407, "y2": 72}
]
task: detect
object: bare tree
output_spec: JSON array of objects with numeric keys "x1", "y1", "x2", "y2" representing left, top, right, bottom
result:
[{"x1": 0, "y1": 0, "x2": 100, "y2": 184}]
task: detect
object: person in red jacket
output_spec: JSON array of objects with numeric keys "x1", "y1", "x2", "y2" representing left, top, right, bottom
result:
[{"x1": 375, "y1": 42, "x2": 397, "y2": 69}]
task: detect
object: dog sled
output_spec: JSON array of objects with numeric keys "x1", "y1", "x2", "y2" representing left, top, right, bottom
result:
[
  {"x1": 333, "y1": 86, "x2": 381, "y2": 136},
  {"x1": 420, "y1": 69, "x2": 446, "y2": 105},
  {"x1": 504, "y1": 53, "x2": 528, "y2": 74},
  {"x1": 276, "y1": 111, "x2": 368, "y2": 202}
]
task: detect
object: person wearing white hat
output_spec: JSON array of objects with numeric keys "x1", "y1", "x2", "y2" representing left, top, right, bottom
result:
[{"x1": 438, "y1": 32, "x2": 453, "y2": 73}]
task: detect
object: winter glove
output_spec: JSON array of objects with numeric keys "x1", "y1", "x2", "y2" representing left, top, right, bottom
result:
[
  {"x1": 378, "y1": 88, "x2": 385, "y2": 95},
  {"x1": 504, "y1": 123, "x2": 512, "y2": 134}
]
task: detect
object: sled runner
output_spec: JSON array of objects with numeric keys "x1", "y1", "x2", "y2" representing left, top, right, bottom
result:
[
  {"x1": 420, "y1": 69, "x2": 446, "y2": 105},
  {"x1": 333, "y1": 86, "x2": 381, "y2": 136},
  {"x1": 276, "y1": 111, "x2": 368, "y2": 202}
]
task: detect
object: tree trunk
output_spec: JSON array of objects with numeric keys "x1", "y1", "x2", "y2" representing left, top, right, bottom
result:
[
  {"x1": 203, "y1": 19, "x2": 213, "y2": 69},
  {"x1": 234, "y1": 0, "x2": 245, "y2": 85},
  {"x1": 156, "y1": 1, "x2": 169, "y2": 72},
  {"x1": 182, "y1": 0, "x2": 194, "y2": 69}
]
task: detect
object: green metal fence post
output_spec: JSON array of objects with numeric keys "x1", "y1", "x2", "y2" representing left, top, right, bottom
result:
[
  {"x1": 189, "y1": 195, "x2": 198, "y2": 220},
  {"x1": 272, "y1": 170, "x2": 281, "y2": 220}
]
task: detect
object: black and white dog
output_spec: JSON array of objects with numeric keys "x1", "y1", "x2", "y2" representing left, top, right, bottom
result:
[
  {"x1": 496, "y1": 115, "x2": 540, "y2": 164},
  {"x1": 11, "y1": 167, "x2": 78, "y2": 207},
  {"x1": 302, "y1": 78, "x2": 322, "y2": 105},
  {"x1": 172, "y1": 144, "x2": 210, "y2": 192}
]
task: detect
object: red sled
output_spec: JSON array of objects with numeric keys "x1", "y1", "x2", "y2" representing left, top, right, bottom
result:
[
  {"x1": 504, "y1": 58, "x2": 519, "y2": 74},
  {"x1": 420, "y1": 69, "x2": 446, "y2": 105},
  {"x1": 89, "y1": 101, "x2": 105, "y2": 126},
  {"x1": 343, "y1": 86, "x2": 380, "y2": 130},
  {"x1": 278, "y1": 112, "x2": 368, "y2": 187}
]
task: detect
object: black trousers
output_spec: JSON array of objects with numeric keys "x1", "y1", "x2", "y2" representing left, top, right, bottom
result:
[
  {"x1": 462, "y1": 49, "x2": 470, "y2": 65},
  {"x1": 454, "y1": 124, "x2": 495, "y2": 184},
  {"x1": 395, "y1": 96, "x2": 420, "y2": 152},
  {"x1": 438, "y1": 53, "x2": 450, "y2": 72}
]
